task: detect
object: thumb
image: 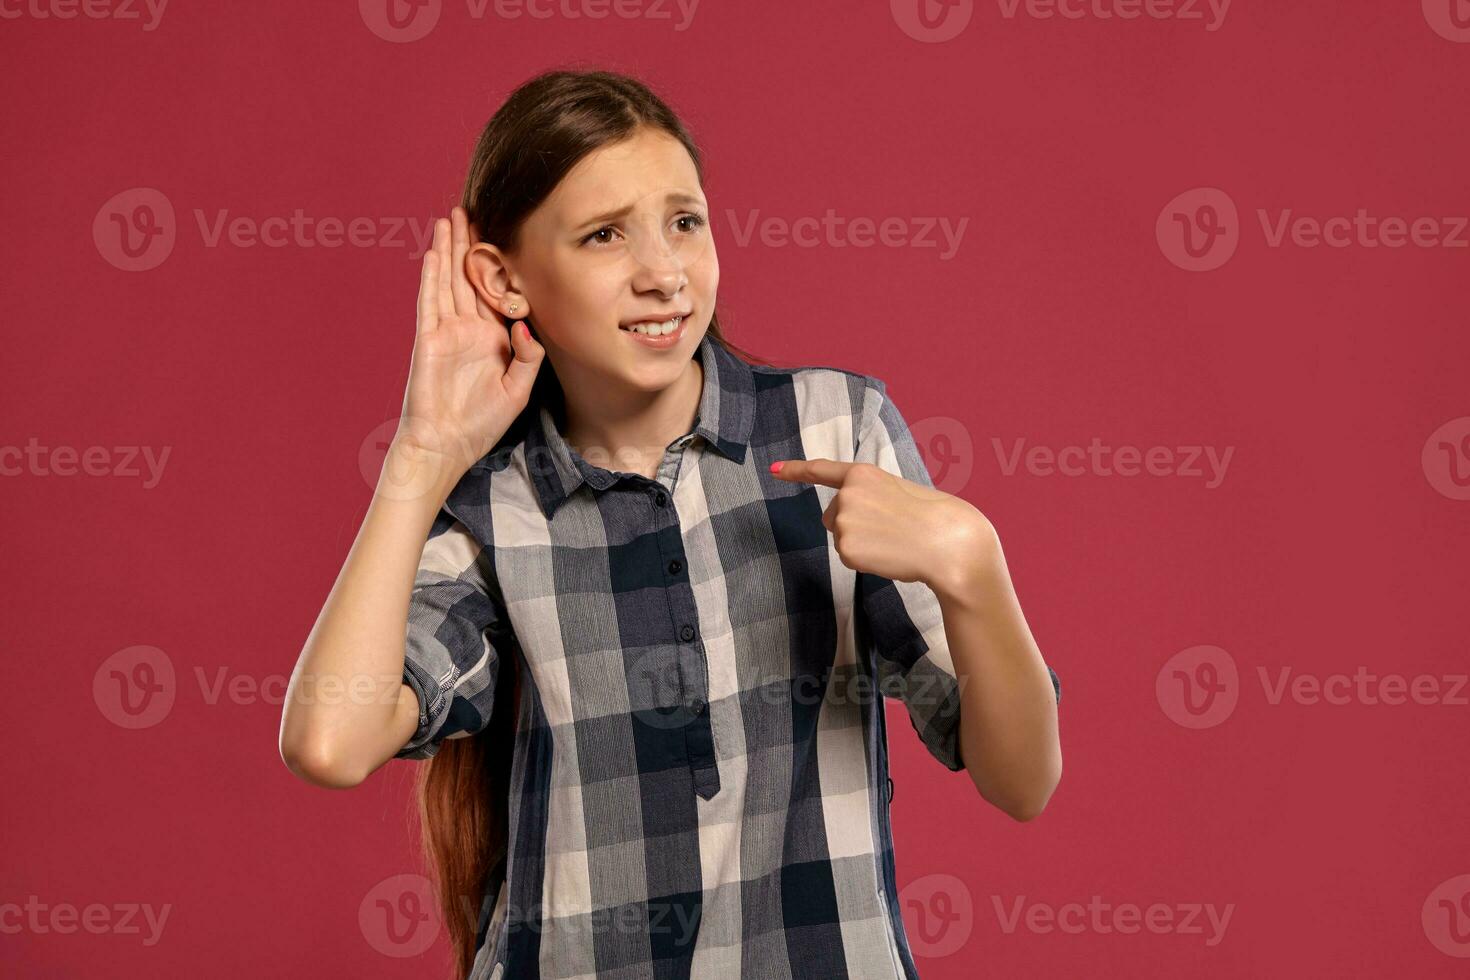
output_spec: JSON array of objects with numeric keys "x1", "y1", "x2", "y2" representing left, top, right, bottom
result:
[{"x1": 504, "y1": 320, "x2": 546, "y2": 400}]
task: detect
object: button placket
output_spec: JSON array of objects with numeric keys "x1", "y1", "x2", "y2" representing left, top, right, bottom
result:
[{"x1": 648, "y1": 485, "x2": 719, "y2": 798}]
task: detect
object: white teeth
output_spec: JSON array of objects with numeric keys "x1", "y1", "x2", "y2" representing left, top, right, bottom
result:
[{"x1": 622, "y1": 316, "x2": 682, "y2": 336}]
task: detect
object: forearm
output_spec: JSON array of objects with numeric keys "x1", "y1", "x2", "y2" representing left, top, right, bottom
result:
[
  {"x1": 930, "y1": 529, "x2": 1062, "y2": 820},
  {"x1": 278, "y1": 441, "x2": 462, "y2": 786}
]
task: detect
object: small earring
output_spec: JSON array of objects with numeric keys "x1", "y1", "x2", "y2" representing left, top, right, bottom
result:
[{"x1": 509, "y1": 303, "x2": 518, "y2": 313}]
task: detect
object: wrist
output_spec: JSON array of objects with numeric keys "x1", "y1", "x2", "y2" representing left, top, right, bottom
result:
[
  {"x1": 377, "y1": 438, "x2": 468, "y2": 507},
  {"x1": 926, "y1": 518, "x2": 1004, "y2": 606}
]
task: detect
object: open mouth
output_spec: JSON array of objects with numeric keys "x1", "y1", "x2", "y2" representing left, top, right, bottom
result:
[{"x1": 618, "y1": 315, "x2": 685, "y2": 337}]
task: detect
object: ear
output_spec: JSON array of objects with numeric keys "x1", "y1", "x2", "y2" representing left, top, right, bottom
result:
[{"x1": 465, "y1": 241, "x2": 528, "y2": 321}]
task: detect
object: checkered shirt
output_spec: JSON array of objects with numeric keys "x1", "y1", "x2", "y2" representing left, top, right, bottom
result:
[{"x1": 396, "y1": 332, "x2": 1061, "y2": 979}]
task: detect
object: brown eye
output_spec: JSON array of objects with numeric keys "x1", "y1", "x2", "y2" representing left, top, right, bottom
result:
[{"x1": 582, "y1": 226, "x2": 620, "y2": 247}]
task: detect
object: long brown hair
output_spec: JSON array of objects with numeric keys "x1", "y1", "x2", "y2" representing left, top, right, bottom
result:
[{"x1": 412, "y1": 66, "x2": 765, "y2": 980}]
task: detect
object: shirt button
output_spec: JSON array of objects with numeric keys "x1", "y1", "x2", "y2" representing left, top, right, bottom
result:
[
  {"x1": 651, "y1": 489, "x2": 667, "y2": 507},
  {"x1": 686, "y1": 696, "x2": 705, "y2": 713},
  {"x1": 679, "y1": 624, "x2": 696, "y2": 642},
  {"x1": 667, "y1": 559, "x2": 683, "y2": 575}
]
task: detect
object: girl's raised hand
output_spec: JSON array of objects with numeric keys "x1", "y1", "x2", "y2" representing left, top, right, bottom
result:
[{"x1": 393, "y1": 206, "x2": 545, "y2": 487}]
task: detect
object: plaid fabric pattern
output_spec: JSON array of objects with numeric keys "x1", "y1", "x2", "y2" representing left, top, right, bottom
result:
[{"x1": 396, "y1": 332, "x2": 1061, "y2": 980}]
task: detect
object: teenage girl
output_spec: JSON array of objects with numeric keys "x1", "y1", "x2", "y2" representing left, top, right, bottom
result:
[{"x1": 279, "y1": 68, "x2": 1061, "y2": 980}]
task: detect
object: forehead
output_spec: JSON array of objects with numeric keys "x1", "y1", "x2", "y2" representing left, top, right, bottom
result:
[{"x1": 543, "y1": 129, "x2": 704, "y2": 222}]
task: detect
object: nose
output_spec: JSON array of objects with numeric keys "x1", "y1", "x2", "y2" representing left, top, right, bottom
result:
[{"x1": 629, "y1": 226, "x2": 689, "y2": 296}]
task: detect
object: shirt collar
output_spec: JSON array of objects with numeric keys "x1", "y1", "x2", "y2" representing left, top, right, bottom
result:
[{"x1": 524, "y1": 331, "x2": 756, "y2": 520}]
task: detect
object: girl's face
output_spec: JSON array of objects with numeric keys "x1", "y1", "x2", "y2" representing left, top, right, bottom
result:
[{"x1": 471, "y1": 126, "x2": 718, "y2": 396}]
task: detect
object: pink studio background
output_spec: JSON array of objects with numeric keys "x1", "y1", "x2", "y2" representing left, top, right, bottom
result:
[{"x1": 3, "y1": 1, "x2": 1468, "y2": 977}]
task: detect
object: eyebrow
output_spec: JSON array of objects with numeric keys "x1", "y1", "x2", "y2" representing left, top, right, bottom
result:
[{"x1": 573, "y1": 191, "x2": 707, "y2": 231}]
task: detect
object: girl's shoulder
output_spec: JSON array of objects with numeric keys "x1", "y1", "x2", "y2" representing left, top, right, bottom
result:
[
  {"x1": 747, "y1": 358, "x2": 888, "y2": 421},
  {"x1": 747, "y1": 355, "x2": 884, "y2": 395}
]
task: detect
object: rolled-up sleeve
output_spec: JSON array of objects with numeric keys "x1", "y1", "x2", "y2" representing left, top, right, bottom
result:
[
  {"x1": 852, "y1": 377, "x2": 1061, "y2": 773},
  {"x1": 394, "y1": 507, "x2": 512, "y2": 761}
]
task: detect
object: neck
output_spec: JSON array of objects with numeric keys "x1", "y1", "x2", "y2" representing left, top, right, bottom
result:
[{"x1": 559, "y1": 355, "x2": 704, "y2": 478}]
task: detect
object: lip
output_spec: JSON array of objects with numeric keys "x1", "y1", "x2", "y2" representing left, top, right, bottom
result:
[
  {"x1": 620, "y1": 310, "x2": 691, "y2": 327},
  {"x1": 619, "y1": 314, "x2": 688, "y2": 350}
]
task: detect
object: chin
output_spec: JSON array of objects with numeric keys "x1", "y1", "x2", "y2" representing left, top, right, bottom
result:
[{"x1": 622, "y1": 359, "x2": 685, "y2": 392}]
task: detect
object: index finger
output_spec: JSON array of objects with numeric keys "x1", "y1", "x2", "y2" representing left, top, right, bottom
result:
[
  {"x1": 770, "y1": 457, "x2": 852, "y2": 488},
  {"x1": 449, "y1": 206, "x2": 477, "y2": 316},
  {"x1": 417, "y1": 247, "x2": 439, "y2": 333}
]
